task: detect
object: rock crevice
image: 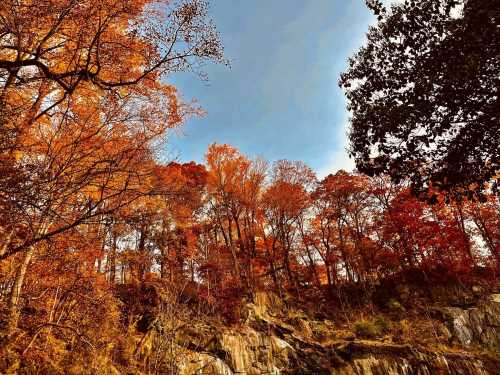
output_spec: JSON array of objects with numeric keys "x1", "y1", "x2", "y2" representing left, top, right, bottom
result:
[{"x1": 171, "y1": 292, "x2": 500, "y2": 374}]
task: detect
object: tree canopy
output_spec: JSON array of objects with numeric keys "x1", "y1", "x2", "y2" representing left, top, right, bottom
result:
[
  {"x1": 0, "y1": 1, "x2": 499, "y2": 372},
  {"x1": 339, "y1": 0, "x2": 499, "y2": 198}
]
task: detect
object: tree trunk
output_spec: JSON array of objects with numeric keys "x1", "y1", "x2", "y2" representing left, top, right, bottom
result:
[
  {"x1": 109, "y1": 232, "x2": 117, "y2": 283},
  {"x1": 0, "y1": 228, "x2": 15, "y2": 258},
  {"x1": 6, "y1": 223, "x2": 48, "y2": 336},
  {"x1": 7, "y1": 246, "x2": 35, "y2": 335},
  {"x1": 453, "y1": 201, "x2": 475, "y2": 264}
]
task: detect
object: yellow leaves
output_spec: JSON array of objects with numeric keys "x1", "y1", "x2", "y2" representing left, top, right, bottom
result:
[{"x1": 12, "y1": 150, "x2": 23, "y2": 162}]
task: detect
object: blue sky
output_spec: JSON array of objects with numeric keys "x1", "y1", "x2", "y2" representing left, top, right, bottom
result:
[{"x1": 166, "y1": 0, "x2": 386, "y2": 177}]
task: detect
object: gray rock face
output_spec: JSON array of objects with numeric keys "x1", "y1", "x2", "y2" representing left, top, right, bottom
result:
[
  {"x1": 177, "y1": 326, "x2": 491, "y2": 375},
  {"x1": 174, "y1": 292, "x2": 499, "y2": 375},
  {"x1": 437, "y1": 294, "x2": 500, "y2": 349},
  {"x1": 179, "y1": 341, "x2": 490, "y2": 375}
]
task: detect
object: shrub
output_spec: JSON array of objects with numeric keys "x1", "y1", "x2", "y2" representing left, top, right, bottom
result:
[
  {"x1": 374, "y1": 316, "x2": 391, "y2": 334},
  {"x1": 353, "y1": 320, "x2": 380, "y2": 339},
  {"x1": 387, "y1": 298, "x2": 405, "y2": 313},
  {"x1": 398, "y1": 319, "x2": 412, "y2": 339}
]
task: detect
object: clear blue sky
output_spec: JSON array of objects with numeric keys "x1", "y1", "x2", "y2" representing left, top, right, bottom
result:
[{"x1": 166, "y1": 0, "x2": 387, "y2": 177}]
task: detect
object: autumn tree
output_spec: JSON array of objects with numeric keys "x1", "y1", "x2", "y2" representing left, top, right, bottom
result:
[
  {"x1": 262, "y1": 160, "x2": 315, "y2": 295},
  {"x1": 464, "y1": 195, "x2": 500, "y2": 266},
  {"x1": 0, "y1": 0, "x2": 224, "y2": 346},
  {"x1": 0, "y1": 0, "x2": 224, "y2": 260},
  {"x1": 374, "y1": 188, "x2": 475, "y2": 279},
  {"x1": 309, "y1": 171, "x2": 377, "y2": 287},
  {"x1": 204, "y1": 143, "x2": 267, "y2": 294},
  {"x1": 339, "y1": 0, "x2": 500, "y2": 197},
  {"x1": 150, "y1": 162, "x2": 207, "y2": 283}
]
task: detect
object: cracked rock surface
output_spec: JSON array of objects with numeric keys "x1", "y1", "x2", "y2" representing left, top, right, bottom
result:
[{"x1": 172, "y1": 292, "x2": 500, "y2": 375}]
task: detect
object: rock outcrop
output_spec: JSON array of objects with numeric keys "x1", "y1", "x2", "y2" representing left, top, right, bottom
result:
[
  {"x1": 178, "y1": 330, "x2": 491, "y2": 375},
  {"x1": 434, "y1": 294, "x2": 500, "y2": 349},
  {"x1": 171, "y1": 292, "x2": 499, "y2": 375}
]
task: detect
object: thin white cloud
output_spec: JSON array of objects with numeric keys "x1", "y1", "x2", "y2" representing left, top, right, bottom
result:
[
  {"x1": 316, "y1": 147, "x2": 355, "y2": 179},
  {"x1": 316, "y1": 120, "x2": 355, "y2": 179},
  {"x1": 258, "y1": 0, "x2": 336, "y2": 115}
]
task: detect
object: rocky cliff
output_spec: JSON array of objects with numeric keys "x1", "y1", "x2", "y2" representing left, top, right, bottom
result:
[
  {"x1": 132, "y1": 290, "x2": 499, "y2": 375},
  {"x1": 434, "y1": 294, "x2": 500, "y2": 350},
  {"x1": 170, "y1": 292, "x2": 499, "y2": 375}
]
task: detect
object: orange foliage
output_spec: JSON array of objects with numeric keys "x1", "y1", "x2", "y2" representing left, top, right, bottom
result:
[{"x1": 0, "y1": 2, "x2": 498, "y2": 371}]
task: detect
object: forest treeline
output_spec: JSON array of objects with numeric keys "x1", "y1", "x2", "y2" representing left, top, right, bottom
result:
[
  {"x1": 1, "y1": 139, "x2": 499, "y2": 365},
  {"x1": 0, "y1": 0, "x2": 498, "y2": 372}
]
